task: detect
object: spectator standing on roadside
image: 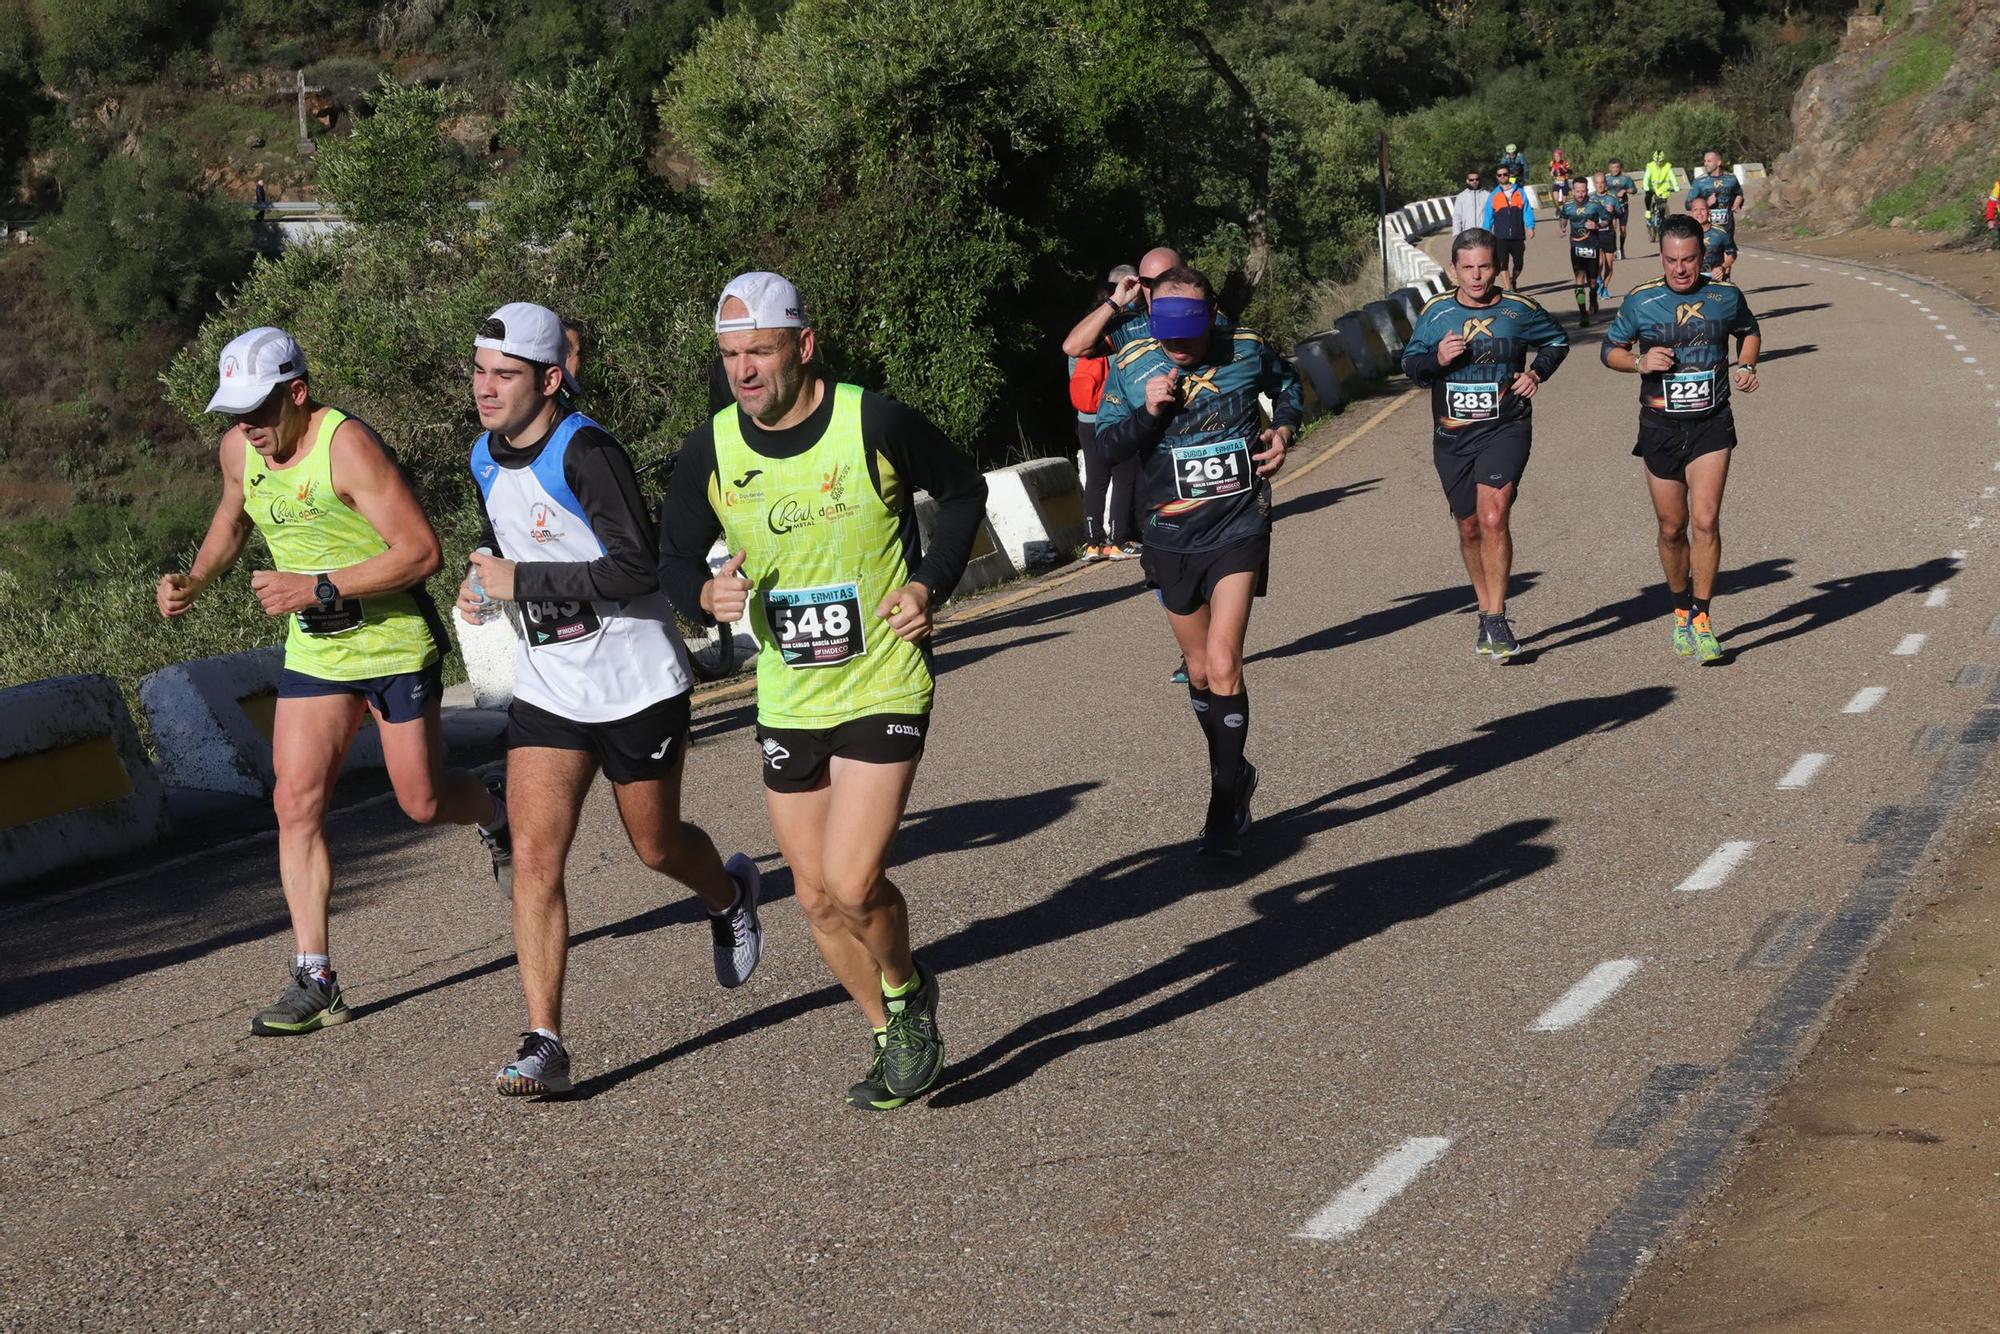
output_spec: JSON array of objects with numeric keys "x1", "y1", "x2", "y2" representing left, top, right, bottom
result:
[
  {"x1": 1450, "y1": 168, "x2": 1489, "y2": 237},
  {"x1": 1071, "y1": 276, "x2": 1138, "y2": 562},
  {"x1": 1483, "y1": 166, "x2": 1536, "y2": 292}
]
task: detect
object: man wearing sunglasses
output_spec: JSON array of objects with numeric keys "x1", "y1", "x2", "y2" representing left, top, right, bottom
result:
[
  {"x1": 157, "y1": 328, "x2": 506, "y2": 1038},
  {"x1": 1450, "y1": 168, "x2": 1490, "y2": 238},
  {"x1": 1060, "y1": 245, "x2": 1189, "y2": 359}
]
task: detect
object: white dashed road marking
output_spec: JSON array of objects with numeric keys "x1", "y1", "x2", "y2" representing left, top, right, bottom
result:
[
  {"x1": 1776, "y1": 753, "x2": 1831, "y2": 790},
  {"x1": 1293, "y1": 1137, "x2": 1453, "y2": 1241},
  {"x1": 1926, "y1": 588, "x2": 1952, "y2": 606},
  {"x1": 1843, "y1": 686, "x2": 1887, "y2": 714},
  {"x1": 1677, "y1": 841, "x2": 1757, "y2": 893},
  {"x1": 1894, "y1": 633, "x2": 1929, "y2": 656},
  {"x1": 1530, "y1": 960, "x2": 1643, "y2": 1033}
]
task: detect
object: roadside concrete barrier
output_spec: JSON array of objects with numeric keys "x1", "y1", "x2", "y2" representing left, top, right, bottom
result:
[
  {"x1": 140, "y1": 647, "x2": 283, "y2": 797},
  {"x1": 1389, "y1": 286, "x2": 1428, "y2": 331},
  {"x1": 1362, "y1": 299, "x2": 1411, "y2": 359},
  {"x1": 917, "y1": 489, "x2": 1017, "y2": 597},
  {"x1": 1, "y1": 675, "x2": 172, "y2": 890},
  {"x1": 984, "y1": 458, "x2": 1087, "y2": 570},
  {"x1": 1333, "y1": 312, "x2": 1393, "y2": 382},
  {"x1": 1292, "y1": 334, "x2": 1355, "y2": 415}
]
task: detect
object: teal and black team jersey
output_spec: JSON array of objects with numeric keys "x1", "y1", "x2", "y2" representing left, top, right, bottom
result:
[
  {"x1": 1096, "y1": 327, "x2": 1304, "y2": 554},
  {"x1": 1557, "y1": 200, "x2": 1613, "y2": 257},
  {"x1": 1686, "y1": 173, "x2": 1743, "y2": 230},
  {"x1": 1702, "y1": 222, "x2": 1738, "y2": 269},
  {"x1": 1601, "y1": 277, "x2": 1760, "y2": 420},
  {"x1": 1603, "y1": 173, "x2": 1637, "y2": 213},
  {"x1": 1402, "y1": 289, "x2": 1570, "y2": 447}
]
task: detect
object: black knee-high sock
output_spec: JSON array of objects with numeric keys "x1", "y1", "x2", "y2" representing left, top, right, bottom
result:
[
  {"x1": 1187, "y1": 683, "x2": 1219, "y2": 771},
  {"x1": 1209, "y1": 689, "x2": 1249, "y2": 790}
]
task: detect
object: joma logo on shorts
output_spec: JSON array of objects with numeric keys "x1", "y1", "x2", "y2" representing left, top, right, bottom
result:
[{"x1": 885, "y1": 724, "x2": 922, "y2": 739}]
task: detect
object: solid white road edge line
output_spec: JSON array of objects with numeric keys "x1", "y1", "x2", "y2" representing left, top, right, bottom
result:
[
  {"x1": 1529, "y1": 960, "x2": 1643, "y2": 1033},
  {"x1": 1677, "y1": 840, "x2": 1757, "y2": 893},
  {"x1": 1293, "y1": 1137, "x2": 1453, "y2": 1242}
]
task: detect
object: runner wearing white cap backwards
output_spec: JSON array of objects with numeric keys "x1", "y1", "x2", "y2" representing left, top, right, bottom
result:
[
  {"x1": 658, "y1": 272, "x2": 988, "y2": 1110},
  {"x1": 458, "y1": 302, "x2": 763, "y2": 1098},
  {"x1": 158, "y1": 327, "x2": 505, "y2": 1038}
]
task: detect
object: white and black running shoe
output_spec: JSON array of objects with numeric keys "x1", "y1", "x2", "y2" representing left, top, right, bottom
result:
[
  {"x1": 710, "y1": 853, "x2": 763, "y2": 989},
  {"x1": 495, "y1": 1031, "x2": 571, "y2": 1096}
]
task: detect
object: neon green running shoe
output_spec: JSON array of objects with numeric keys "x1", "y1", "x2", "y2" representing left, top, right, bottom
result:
[
  {"x1": 1671, "y1": 610, "x2": 1695, "y2": 657},
  {"x1": 1690, "y1": 612, "x2": 1724, "y2": 664}
]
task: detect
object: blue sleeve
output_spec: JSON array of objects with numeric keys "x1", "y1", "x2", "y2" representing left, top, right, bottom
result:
[
  {"x1": 1262, "y1": 346, "x2": 1303, "y2": 430},
  {"x1": 1402, "y1": 307, "x2": 1442, "y2": 381},
  {"x1": 1602, "y1": 297, "x2": 1642, "y2": 364},
  {"x1": 1481, "y1": 196, "x2": 1495, "y2": 229},
  {"x1": 1524, "y1": 197, "x2": 1536, "y2": 233},
  {"x1": 1730, "y1": 292, "x2": 1759, "y2": 339},
  {"x1": 1524, "y1": 304, "x2": 1570, "y2": 379},
  {"x1": 1094, "y1": 358, "x2": 1133, "y2": 434}
]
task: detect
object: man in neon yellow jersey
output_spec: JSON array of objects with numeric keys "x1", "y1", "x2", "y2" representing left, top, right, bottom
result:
[
  {"x1": 658, "y1": 272, "x2": 988, "y2": 1110},
  {"x1": 158, "y1": 328, "x2": 507, "y2": 1036}
]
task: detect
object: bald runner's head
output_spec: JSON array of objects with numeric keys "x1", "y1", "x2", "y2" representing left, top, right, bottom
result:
[{"x1": 1138, "y1": 247, "x2": 1180, "y2": 281}]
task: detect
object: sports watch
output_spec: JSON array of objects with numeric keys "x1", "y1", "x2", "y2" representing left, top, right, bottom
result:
[{"x1": 314, "y1": 573, "x2": 340, "y2": 609}]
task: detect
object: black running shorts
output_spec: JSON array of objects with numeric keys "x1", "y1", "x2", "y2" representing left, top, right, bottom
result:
[
  {"x1": 1434, "y1": 422, "x2": 1531, "y2": 520},
  {"x1": 1633, "y1": 408, "x2": 1737, "y2": 483},
  {"x1": 1570, "y1": 247, "x2": 1602, "y2": 280},
  {"x1": 1141, "y1": 533, "x2": 1271, "y2": 616},
  {"x1": 1495, "y1": 236, "x2": 1526, "y2": 269},
  {"x1": 506, "y1": 692, "x2": 690, "y2": 784},
  {"x1": 756, "y1": 712, "x2": 929, "y2": 793},
  {"x1": 277, "y1": 661, "x2": 441, "y2": 725}
]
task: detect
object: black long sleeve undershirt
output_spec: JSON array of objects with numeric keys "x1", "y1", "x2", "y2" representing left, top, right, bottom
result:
[
  {"x1": 657, "y1": 383, "x2": 988, "y2": 623},
  {"x1": 477, "y1": 425, "x2": 660, "y2": 603}
]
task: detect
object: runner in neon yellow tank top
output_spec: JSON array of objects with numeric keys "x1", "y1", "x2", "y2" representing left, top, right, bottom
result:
[
  {"x1": 660, "y1": 272, "x2": 989, "y2": 1110},
  {"x1": 158, "y1": 327, "x2": 506, "y2": 1038}
]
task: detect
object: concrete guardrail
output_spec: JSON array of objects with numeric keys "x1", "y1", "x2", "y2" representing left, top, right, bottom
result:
[{"x1": 0, "y1": 676, "x2": 173, "y2": 890}]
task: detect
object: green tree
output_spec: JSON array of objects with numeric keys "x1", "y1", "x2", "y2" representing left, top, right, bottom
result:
[
  {"x1": 315, "y1": 79, "x2": 481, "y2": 232},
  {"x1": 41, "y1": 135, "x2": 252, "y2": 335},
  {"x1": 32, "y1": 0, "x2": 185, "y2": 90}
]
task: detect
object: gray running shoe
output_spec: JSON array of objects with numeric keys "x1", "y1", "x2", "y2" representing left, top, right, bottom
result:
[
  {"x1": 495, "y1": 1031, "x2": 571, "y2": 1096},
  {"x1": 880, "y1": 962, "x2": 943, "y2": 1099},
  {"x1": 710, "y1": 853, "x2": 764, "y2": 989},
  {"x1": 1485, "y1": 613, "x2": 1521, "y2": 660},
  {"x1": 250, "y1": 965, "x2": 350, "y2": 1036},
  {"x1": 846, "y1": 1035, "x2": 909, "y2": 1111},
  {"x1": 1475, "y1": 615, "x2": 1495, "y2": 657},
  {"x1": 479, "y1": 775, "x2": 512, "y2": 897}
]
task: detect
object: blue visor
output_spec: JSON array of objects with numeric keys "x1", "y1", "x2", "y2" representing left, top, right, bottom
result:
[{"x1": 1149, "y1": 297, "x2": 1212, "y2": 340}]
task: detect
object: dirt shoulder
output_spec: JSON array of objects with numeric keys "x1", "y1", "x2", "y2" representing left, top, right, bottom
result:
[
  {"x1": 1610, "y1": 816, "x2": 2000, "y2": 1333},
  {"x1": 1760, "y1": 220, "x2": 2000, "y2": 312}
]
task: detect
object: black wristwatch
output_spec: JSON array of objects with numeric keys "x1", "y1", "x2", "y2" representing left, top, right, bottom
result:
[{"x1": 314, "y1": 573, "x2": 340, "y2": 609}]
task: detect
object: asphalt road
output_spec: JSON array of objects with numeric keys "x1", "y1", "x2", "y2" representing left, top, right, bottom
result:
[{"x1": 5, "y1": 230, "x2": 2000, "y2": 1332}]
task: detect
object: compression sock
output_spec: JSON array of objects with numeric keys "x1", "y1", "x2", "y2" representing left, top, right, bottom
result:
[
  {"x1": 1188, "y1": 683, "x2": 1221, "y2": 771},
  {"x1": 1209, "y1": 689, "x2": 1249, "y2": 791},
  {"x1": 1575, "y1": 288, "x2": 1588, "y2": 312}
]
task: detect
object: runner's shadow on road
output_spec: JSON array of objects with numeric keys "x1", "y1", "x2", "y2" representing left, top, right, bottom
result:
[
  {"x1": 928, "y1": 819, "x2": 1559, "y2": 1107},
  {"x1": 1249, "y1": 572, "x2": 1541, "y2": 664},
  {"x1": 933, "y1": 630, "x2": 1069, "y2": 676},
  {"x1": 1746, "y1": 283, "x2": 1811, "y2": 295},
  {"x1": 1758, "y1": 343, "x2": 1818, "y2": 363},
  {"x1": 1520, "y1": 558, "x2": 1794, "y2": 657},
  {"x1": 1272, "y1": 477, "x2": 1380, "y2": 523},
  {"x1": 1722, "y1": 557, "x2": 1959, "y2": 659},
  {"x1": 1758, "y1": 303, "x2": 1831, "y2": 321},
  {"x1": 940, "y1": 580, "x2": 1145, "y2": 645}
]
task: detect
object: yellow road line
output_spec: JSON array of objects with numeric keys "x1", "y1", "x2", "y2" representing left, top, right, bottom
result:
[{"x1": 688, "y1": 387, "x2": 1418, "y2": 713}]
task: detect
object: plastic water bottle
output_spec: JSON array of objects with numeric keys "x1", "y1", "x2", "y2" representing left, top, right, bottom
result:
[{"x1": 467, "y1": 546, "x2": 497, "y2": 624}]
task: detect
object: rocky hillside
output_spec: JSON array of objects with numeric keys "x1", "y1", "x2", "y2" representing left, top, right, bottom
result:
[{"x1": 1772, "y1": 0, "x2": 1999, "y2": 232}]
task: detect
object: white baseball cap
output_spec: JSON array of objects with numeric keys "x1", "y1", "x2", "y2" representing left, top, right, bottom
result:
[
  {"x1": 475, "y1": 302, "x2": 579, "y2": 392},
  {"x1": 714, "y1": 271, "x2": 806, "y2": 334},
  {"x1": 206, "y1": 327, "x2": 308, "y2": 415}
]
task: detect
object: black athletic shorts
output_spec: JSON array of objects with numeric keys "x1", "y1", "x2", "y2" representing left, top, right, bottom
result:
[
  {"x1": 1434, "y1": 421, "x2": 1531, "y2": 520},
  {"x1": 1495, "y1": 236, "x2": 1526, "y2": 269},
  {"x1": 1142, "y1": 533, "x2": 1270, "y2": 616},
  {"x1": 1634, "y1": 408, "x2": 1737, "y2": 483},
  {"x1": 506, "y1": 692, "x2": 690, "y2": 784},
  {"x1": 277, "y1": 661, "x2": 441, "y2": 725},
  {"x1": 756, "y1": 712, "x2": 929, "y2": 793},
  {"x1": 1569, "y1": 246, "x2": 1602, "y2": 280}
]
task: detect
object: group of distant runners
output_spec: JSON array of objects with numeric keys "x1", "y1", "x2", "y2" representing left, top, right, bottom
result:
[
  {"x1": 1412, "y1": 145, "x2": 1760, "y2": 661},
  {"x1": 158, "y1": 135, "x2": 1761, "y2": 1108}
]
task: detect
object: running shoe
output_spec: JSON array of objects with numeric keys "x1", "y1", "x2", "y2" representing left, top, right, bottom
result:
[
  {"x1": 496, "y1": 1031, "x2": 571, "y2": 1096},
  {"x1": 1079, "y1": 543, "x2": 1107, "y2": 564},
  {"x1": 479, "y1": 774, "x2": 512, "y2": 896},
  {"x1": 1117, "y1": 541, "x2": 1143, "y2": 559},
  {"x1": 1170, "y1": 657, "x2": 1189, "y2": 685},
  {"x1": 1484, "y1": 613, "x2": 1521, "y2": 661},
  {"x1": 1691, "y1": 612, "x2": 1725, "y2": 664},
  {"x1": 1475, "y1": 614, "x2": 1495, "y2": 657},
  {"x1": 1233, "y1": 761, "x2": 1259, "y2": 837},
  {"x1": 250, "y1": 965, "x2": 349, "y2": 1036},
  {"x1": 1671, "y1": 609, "x2": 1696, "y2": 657},
  {"x1": 846, "y1": 1035, "x2": 908, "y2": 1111},
  {"x1": 1198, "y1": 788, "x2": 1242, "y2": 858},
  {"x1": 1106, "y1": 542, "x2": 1137, "y2": 561},
  {"x1": 710, "y1": 852, "x2": 764, "y2": 989},
  {"x1": 1597, "y1": 279, "x2": 1610, "y2": 301},
  {"x1": 880, "y1": 962, "x2": 943, "y2": 1100}
]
